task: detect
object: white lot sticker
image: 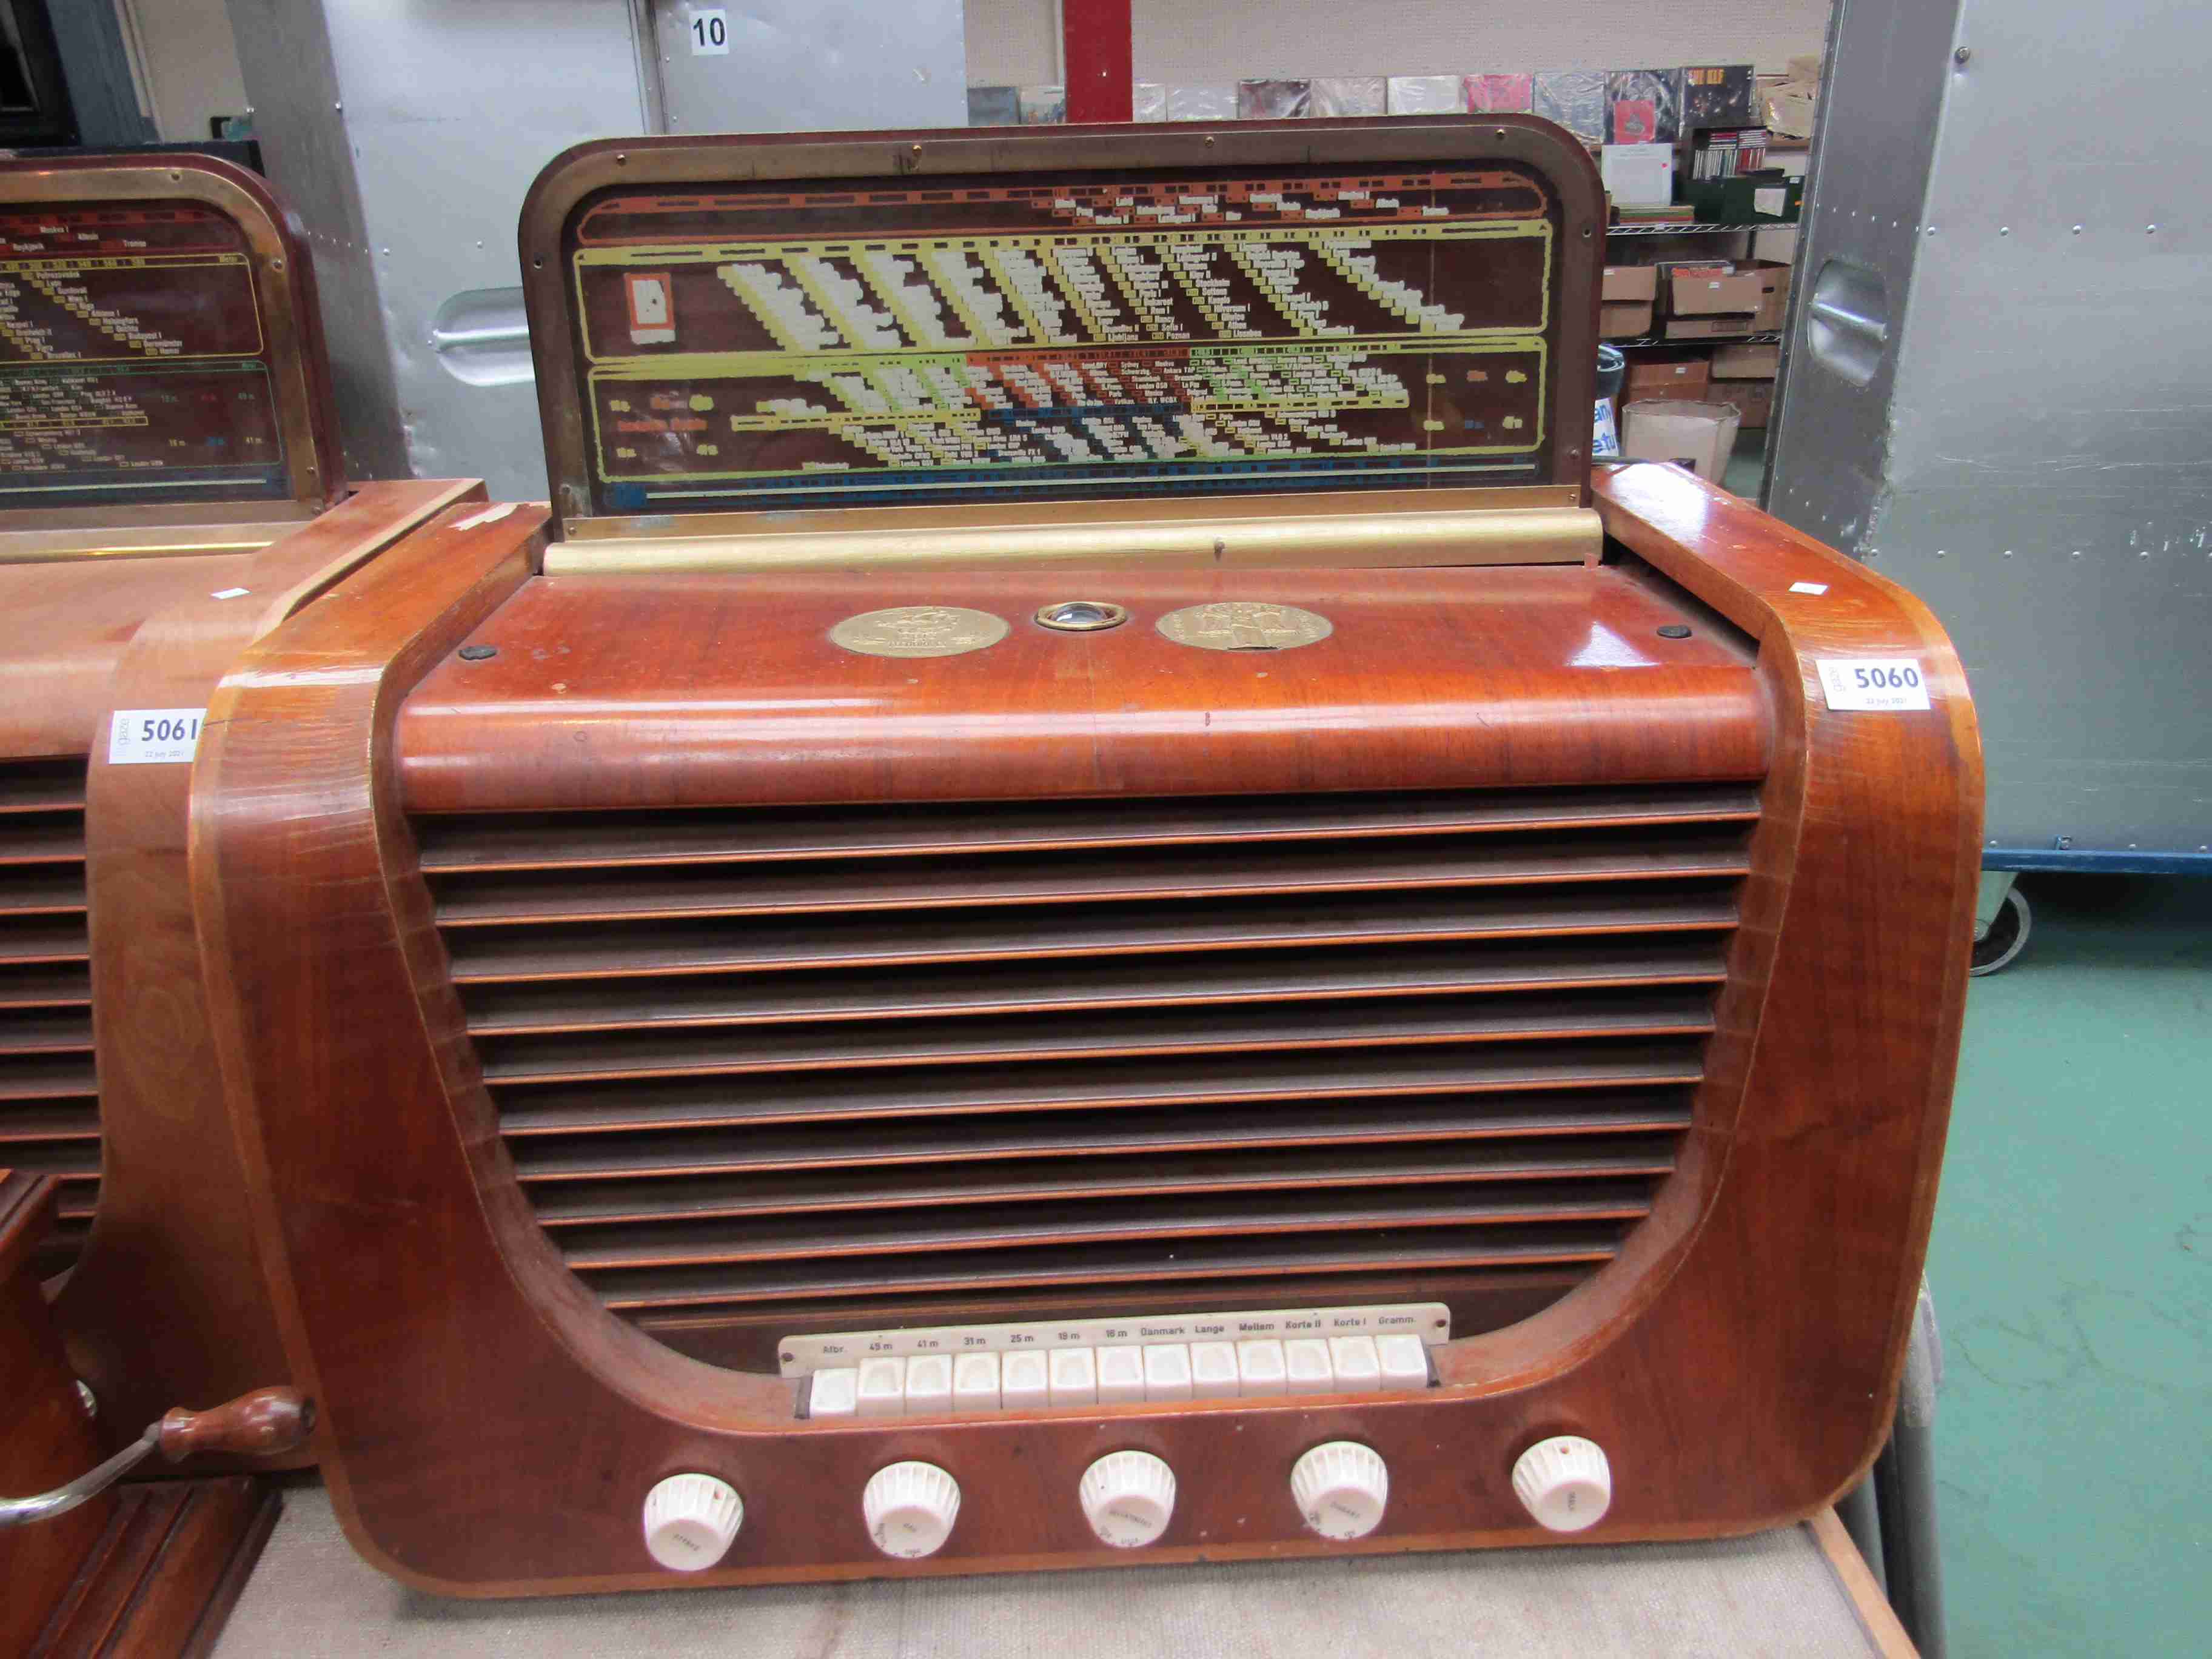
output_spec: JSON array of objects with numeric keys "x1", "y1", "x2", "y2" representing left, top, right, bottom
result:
[
  {"x1": 686, "y1": 7, "x2": 729, "y2": 53},
  {"x1": 1789, "y1": 581, "x2": 1828, "y2": 595},
  {"x1": 110, "y1": 708, "x2": 207, "y2": 765},
  {"x1": 1817, "y1": 659, "x2": 1931, "y2": 711}
]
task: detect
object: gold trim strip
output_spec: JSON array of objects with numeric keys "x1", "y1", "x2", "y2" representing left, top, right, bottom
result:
[
  {"x1": 544, "y1": 503, "x2": 1600, "y2": 575},
  {"x1": 0, "y1": 516, "x2": 311, "y2": 565}
]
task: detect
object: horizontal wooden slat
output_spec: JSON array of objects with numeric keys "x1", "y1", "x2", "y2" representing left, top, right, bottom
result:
[
  {"x1": 511, "y1": 1091, "x2": 1697, "y2": 1184},
  {"x1": 0, "y1": 811, "x2": 85, "y2": 866},
  {"x1": 0, "y1": 869, "x2": 89, "y2": 917},
  {"x1": 462, "y1": 937, "x2": 1729, "y2": 1036},
  {"x1": 584, "y1": 1226, "x2": 1628, "y2": 1312},
  {"x1": 432, "y1": 826, "x2": 1752, "y2": 928},
  {"x1": 528, "y1": 1138, "x2": 1678, "y2": 1227},
  {"x1": 447, "y1": 885, "x2": 1741, "y2": 984},
  {"x1": 0, "y1": 1102, "x2": 102, "y2": 1140},
  {"x1": 0, "y1": 1057, "x2": 97, "y2": 1101},
  {"x1": 0, "y1": 1139, "x2": 101, "y2": 1184},
  {"x1": 0, "y1": 962, "x2": 92, "y2": 1008},
  {"x1": 0, "y1": 916, "x2": 91, "y2": 965},
  {"x1": 478, "y1": 990, "x2": 1717, "y2": 1087},
  {"x1": 563, "y1": 1184, "x2": 1655, "y2": 1272},
  {"x1": 0, "y1": 759, "x2": 85, "y2": 816},
  {"x1": 417, "y1": 785, "x2": 1761, "y2": 873},
  {"x1": 0, "y1": 1010, "x2": 92, "y2": 1055},
  {"x1": 496, "y1": 1039, "x2": 1706, "y2": 1137}
]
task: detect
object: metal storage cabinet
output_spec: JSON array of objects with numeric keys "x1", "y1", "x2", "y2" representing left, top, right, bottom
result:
[{"x1": 1768, "y1": 0, "x2": 2211, "y2": 907}]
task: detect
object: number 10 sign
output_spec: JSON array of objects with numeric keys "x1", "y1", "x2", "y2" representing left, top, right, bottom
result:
[{"x1": 688, "y1": 7, "x2": 729, "y2": 53}]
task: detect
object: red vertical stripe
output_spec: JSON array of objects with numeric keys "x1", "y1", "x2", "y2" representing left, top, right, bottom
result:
[{"x1": 1063, "y1": 0, "x2": 1134, "y2": 122}]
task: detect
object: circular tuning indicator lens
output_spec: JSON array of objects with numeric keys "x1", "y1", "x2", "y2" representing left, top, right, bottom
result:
[{"x1": 1035, "y1": 600, "x2": 1130, "y2": 632}]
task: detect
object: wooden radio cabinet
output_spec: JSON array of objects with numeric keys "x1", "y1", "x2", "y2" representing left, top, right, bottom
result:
[
  {"x1": 0, "y1": 154, "x2": 486, "y2": 1442},
  {"x1": 196, "y1": 118, "x2": 1979, "y2": 1594}
]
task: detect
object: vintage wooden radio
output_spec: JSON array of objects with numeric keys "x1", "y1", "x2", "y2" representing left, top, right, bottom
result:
[
  {"x1": 198, "y1": 118, "x2": 1980, "y2": 1593},
  {"x1": 0, "y1": 154, "x2": 488, "y2": 1439}
]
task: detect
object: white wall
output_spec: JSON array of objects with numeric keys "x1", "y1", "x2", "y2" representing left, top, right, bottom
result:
[
  {"x1": 967, "y1": 0, "x2": 1830, "y2": 86},
  {"x1": 121, "y1": 0, "x2": 250, "y2": 141}
]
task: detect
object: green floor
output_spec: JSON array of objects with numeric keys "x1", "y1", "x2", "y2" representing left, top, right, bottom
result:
[{"x1": 1929, "y1": 874, "x2": 2212, "y2": 1655}]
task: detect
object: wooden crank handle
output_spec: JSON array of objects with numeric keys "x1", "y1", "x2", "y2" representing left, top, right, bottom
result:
[{"x1": 157, "y1": 1387, "x2": 317, "y2": 1462}]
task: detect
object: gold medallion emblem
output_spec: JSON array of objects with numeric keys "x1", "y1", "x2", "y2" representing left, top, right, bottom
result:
[
  {"x1": 1155, "y1": 602, "x2": 1333, "y2": 652},
  {"x1": 829, "y1": 606, "x2": 1010, "y2": 659}
]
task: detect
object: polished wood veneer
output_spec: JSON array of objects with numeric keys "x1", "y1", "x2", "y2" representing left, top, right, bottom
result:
[
  {"x1": 397, "y1": 563, "x2": 1768, "y2": 813},
  {"x1": 196, "y1": 460, "x2": 1980, "y2": 1595}
]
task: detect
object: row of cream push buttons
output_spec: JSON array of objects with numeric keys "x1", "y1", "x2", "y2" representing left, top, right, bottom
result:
[
  {"x1": 641, "y1": 1436, "x2": 1615, "y2": 1571},
  {"x1": 809, "y1": 1334, "x2": 1431, "y2": 1417}
]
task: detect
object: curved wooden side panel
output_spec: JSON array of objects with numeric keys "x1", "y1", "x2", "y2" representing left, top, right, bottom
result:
[
  {"x1": 203, "y1": 471, "x2": 1978, "y2": 1595},
  {"x1": 55, "y1": 481, "x2": 484, "y2": 1452}
]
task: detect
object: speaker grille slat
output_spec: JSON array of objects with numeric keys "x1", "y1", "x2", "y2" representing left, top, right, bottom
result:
[
  {"x1": 425, "y1": 783, "x2": 1749, "y2": 1342},
  {"x1": 0, "y1": 759, "x2": 94, "y2": 1273},
  {"x1": 431, "y1": 826, "x2": 1751, "y2": 928},
  {"x1": 417, "y1": 785, "x2": 1762, "y2": 874},
  {"x1": 445, "y1": 886, "x2": 1741, "y2": 985}
]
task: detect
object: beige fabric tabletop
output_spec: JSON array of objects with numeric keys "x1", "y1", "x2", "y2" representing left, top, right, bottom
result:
[{"x1": 214, "y1": 1484, "x2": 1903, "y2": 1657}]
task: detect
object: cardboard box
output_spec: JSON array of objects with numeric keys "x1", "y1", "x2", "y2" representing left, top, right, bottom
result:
[
  {"x1": 1621, "y1": 400, "x2": 1741, "y2": 481},
  {"x1": 1623, "y1": 355, "x2": 1711, "y2": 402},
  {"x1": 1752, "y1": 261, "x2": 1792, "y2": 330},
  {"x1": 1666, "y1": 259, "x2": 1791, "y2": 326},
  {"x1": 1712, "y1": 342, "x2": 1781, "y2": 378},
  {"x1": 1600, "y1": 142, "x2": 1675, "y2": 209},
  {"x1": 1601, "y1": 301, "x2": 1654, "y2": 339},
  {"x1": 1665, "y1": 315, "x2": 1761, "y2": 340},
  {"x1": 1667, "y1": 264, "x2": 1764, "y2": 317},
  {"x1": 1731, "y1": 378, "x2": 1776, "y2": 429},
  {"x1": 1601, "y1": 264, "x2": 1658, "y2": 302},
  {"x1": 1752, "y1": 224, "x2": 1800, "y2": 264}
]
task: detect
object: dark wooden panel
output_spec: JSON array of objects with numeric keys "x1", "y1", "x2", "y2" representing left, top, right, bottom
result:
[
  {"x1": 0, "y1": 1173, "x2": 114, "y2": 1657},
  {"x1": 27, "y1": 1478, "x2": 280, "y2": 1659}
]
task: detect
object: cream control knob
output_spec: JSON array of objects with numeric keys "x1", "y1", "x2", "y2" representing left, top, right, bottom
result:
[
  {"x1": 863, "y1": 1460, "x2": 962, "y2": 1559},
  {"x1": 1512, "y1": 1435, "x2": 1613, "y2": 1533},
  {"x1": 1081, "y1": 1450, "x2": 1177, "y2": 1547},
  {"x1": 641, "y1": 1472, "x2": 743, "y2": 1571},
  {"x1": 1290, "y1": 1440, "x2": 1389, "y2": 1541}
]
